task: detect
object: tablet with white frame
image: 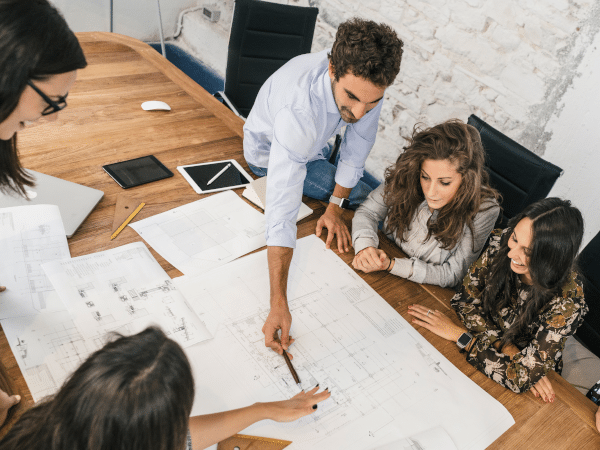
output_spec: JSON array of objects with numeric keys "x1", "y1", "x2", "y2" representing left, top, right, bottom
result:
[{"x1": 177, "y1": 159, "x2": 254, "y2": 194}]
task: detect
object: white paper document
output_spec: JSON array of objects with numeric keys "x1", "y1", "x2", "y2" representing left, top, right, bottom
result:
[
  {"x1": 1, "y1": 310, "x2": 120, "y2": 401},
  {"x1": 0, "y1": 204, "x2": 70, "y2": 319},
  {"x1": 130, "y1": 190, "x2": 266, "y2": 275},
  {"x1": 180, "y1": 235, "x2": 514, "y2": 450},
  {"x1": 41, "y1": 242, "x2": 211, "y2": 348}
]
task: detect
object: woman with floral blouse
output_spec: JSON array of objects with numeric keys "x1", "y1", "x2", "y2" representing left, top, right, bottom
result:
[{"x1": 408, "y1": 197, "x2": 588, "y2": 403}]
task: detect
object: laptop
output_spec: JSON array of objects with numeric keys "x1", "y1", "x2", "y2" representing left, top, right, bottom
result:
[{"x1": 0, "y1": 170, "x2": 104, "y2": 238}]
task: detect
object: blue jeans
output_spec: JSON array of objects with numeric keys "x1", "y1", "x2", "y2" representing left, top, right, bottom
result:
[{"x1": 247, "y1": 148, "x2": 380, "y2": 210}]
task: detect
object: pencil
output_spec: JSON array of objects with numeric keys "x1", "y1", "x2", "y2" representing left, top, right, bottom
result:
[{"x1": 282, "y1": 350, "x2": 301, "y2": 385}]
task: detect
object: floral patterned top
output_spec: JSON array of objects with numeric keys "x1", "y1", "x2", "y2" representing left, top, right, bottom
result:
[{"x1": 450, "y1": 229, "x2": 588, "y2": 393}]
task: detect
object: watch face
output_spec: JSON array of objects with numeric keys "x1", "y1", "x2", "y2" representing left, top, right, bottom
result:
[{"x1": 458, "y1": 333, "x2": 472, "y2": 347}]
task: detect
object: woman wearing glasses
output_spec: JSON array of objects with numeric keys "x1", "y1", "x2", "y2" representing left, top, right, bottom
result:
[{"x1": 0, "y1": 0, "x2": 87, "y2": 425}]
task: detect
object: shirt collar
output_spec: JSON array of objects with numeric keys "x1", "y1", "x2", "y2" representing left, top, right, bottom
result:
[{"x1": 322, "y1": 67, "x2": 340, "y2": 116}]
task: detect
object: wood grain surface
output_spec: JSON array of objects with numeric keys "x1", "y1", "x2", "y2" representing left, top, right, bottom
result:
[{"x1": 1, "y1": 32, "x2": 598, "y2": 447}]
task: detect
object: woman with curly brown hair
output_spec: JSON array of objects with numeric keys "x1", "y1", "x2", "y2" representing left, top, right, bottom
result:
[{"x1": 351, "y1": 119, "x2": 500, "y2": 288}]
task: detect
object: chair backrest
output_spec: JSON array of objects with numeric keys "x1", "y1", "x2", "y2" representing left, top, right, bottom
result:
[
  {"x1": 225, "y1": 0, "x2": 319, "y2": 118},
  {"x1": 467, "y1": 114, "x2": 563, "y2": 227},
  {"x1": 577, "y1": 230, "x2": 600, "y2": 357}
]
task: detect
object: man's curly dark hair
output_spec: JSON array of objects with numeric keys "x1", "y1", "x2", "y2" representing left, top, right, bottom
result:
[{"x1": 328, "y1": 18, "x2": 403, "y2": 87}]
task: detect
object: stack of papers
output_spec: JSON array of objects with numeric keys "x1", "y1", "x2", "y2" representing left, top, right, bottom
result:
[{"x1": 242, "y1": 176, "x2": 313, "y2": 222}]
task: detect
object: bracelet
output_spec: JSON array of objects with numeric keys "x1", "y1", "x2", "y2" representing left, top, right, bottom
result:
[{"x1": 386, "y1": 258, "x2": 393, "y2": 272}]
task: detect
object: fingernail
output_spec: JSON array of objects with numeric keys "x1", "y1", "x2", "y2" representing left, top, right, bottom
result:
[
  {"x1": 316, "y1": 384, "x2": 319, "y2": 387},
  {"x1": 325, "y1": 387, "x2": 329, "y2": 391},
  {"x1": 15, "y1": 395, "x2": 20, "y2": 402},
  {"x1": 312, "y1": 404, "x2": 318, "y2": 410}
]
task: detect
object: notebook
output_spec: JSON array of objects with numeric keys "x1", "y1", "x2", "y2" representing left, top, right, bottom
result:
[
  {"x1": 242, "y1": 176, "x2": 313, "y2": 221},
  {"x1": 0, "y1": 170, "x2": 104, "y2": 238}
]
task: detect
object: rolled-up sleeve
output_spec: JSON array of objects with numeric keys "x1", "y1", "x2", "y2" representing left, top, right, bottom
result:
[
  {"x1": 335, "y1": 100, "x2": 382, "y2": 188},
  {"x1": 264, "y1": 107, "x2": 317, "y2": 248}
]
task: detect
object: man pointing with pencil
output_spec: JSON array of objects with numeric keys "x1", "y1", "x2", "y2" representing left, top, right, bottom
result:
[{"x1": 243, "y1": 18, "x2": 403, "y2": 357}]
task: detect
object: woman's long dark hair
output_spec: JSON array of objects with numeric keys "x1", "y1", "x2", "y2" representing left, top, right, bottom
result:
[
  {"x1": 0, "y1": 327, "x2": 195, "y2": 450},
  {"x1": 383, "y1": 119, "x2": 499, "y2": 250},
  {"x1": 0, "y1": 0, "x2": 87, "y2": 195},
  {"x1": 482, "y1": 198, "x2": 584, "y2": 347}
]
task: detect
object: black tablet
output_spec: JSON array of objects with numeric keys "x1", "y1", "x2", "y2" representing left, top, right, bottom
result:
[
  {"x1": 177, "y1": 160, "x2": 253, "y2": 194},
  {"x1": 103, "y1": 155, "x2": 173, "y2": 189}
]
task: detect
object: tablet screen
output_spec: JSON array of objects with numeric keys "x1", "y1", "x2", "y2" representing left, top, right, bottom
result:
[
  {"x1": 181, "y1": 162, "x2": 251, "y2": 191},
  {"x1": 103, "y1": 155, "x2": 173, "y2": 188}
]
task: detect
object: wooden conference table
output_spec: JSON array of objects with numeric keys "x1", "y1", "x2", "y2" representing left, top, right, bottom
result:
[{"x1": 0, "y1": 32, "x2": 598, "y2": 447}]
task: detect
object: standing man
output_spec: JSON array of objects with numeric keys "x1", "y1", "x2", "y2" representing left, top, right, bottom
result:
[{"x1": 243, "y1": 18, "x2": 403, "y2": 356}]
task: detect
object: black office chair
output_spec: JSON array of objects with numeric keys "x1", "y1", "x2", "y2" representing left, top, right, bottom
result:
[
  {"x1": 576, "y1": 230, "x2": 600, "y2": 357},
  {"x1": 468, "y1": 114, "x2": 563, "y2": 228},
  {"x1": 215, "y1": 0, "x2": 319, "y2": 119}
]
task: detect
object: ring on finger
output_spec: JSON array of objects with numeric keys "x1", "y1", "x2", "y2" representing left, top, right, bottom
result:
[{"x1": 427, "y1": 310, "x2": 431, "y2": 317}]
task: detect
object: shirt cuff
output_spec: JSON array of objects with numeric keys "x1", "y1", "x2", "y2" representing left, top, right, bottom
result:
[
  {"x1": 389, "y1": 257, "x2": 414, "y2": 279},
  {"x1": 353, "y1": 237, "x2": 379, "y2": 254},
  {"x1": 265, "y1": 220, "x2": 297, "y2": 248},
  {"x1": 334, "y1": 159, "x2": 363, "y2": 188}
]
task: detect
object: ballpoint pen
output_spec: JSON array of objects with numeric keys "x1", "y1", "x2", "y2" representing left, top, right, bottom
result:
[{"x1": 206, "y1": 163, "x2": 231, "y2": 185}]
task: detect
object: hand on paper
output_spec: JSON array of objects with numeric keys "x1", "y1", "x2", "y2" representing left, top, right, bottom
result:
[
  {"x1": 316, "y1": 205, "x2": 351, "y2": 253},
  {"x1": 0, "y1": 286, "x2": 5, "y2": 293},
  {"x1": 407, "y1": 304, "x2": 467, "y2": 343},
  {"x1": 352, "y1": 247, "x2": 391, "y2": 273},
  {"x1": 530, "y1": 376, "x2": 555, "y2": 403},
  {"x1": 262, "y1": 305, "x2": 293, "y2": 356},
  {"x1": 0, "y1": 388, "x2": 20, "y2": 426},
  {"x1": 264, "y1": 385, "x2": 331, "y2": 422}
]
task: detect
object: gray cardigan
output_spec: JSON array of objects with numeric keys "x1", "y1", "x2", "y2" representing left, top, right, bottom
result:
[{"x1": 352, "y1": 184, "x2": 499, "y2": 288}]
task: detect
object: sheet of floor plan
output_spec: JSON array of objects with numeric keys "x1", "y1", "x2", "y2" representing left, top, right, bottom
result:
[
  {"x1": 41, "y1": 242, "x2": 211, "y2": 348},
  {"x1": 130, "y1": 190, "x2": 266, "y2": 275},
  {"x1": 0, "y1": 204, "x2": 70, "y2": 319},
  {"x1": 1, "y1": 310, "x2": 132, "y2": 401},
  {"x1": 176, "y1": 236, "x2": 514, "y2": 450}
]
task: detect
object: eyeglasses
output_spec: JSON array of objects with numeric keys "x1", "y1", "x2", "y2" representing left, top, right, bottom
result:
[{"x1": 26, "y1": 80, "x2": 69, "y2": 116}]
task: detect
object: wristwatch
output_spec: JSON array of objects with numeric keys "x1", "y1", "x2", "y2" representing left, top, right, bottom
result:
[
  {"x1": 329, "y1": 195, "x2": 350, "y2": 209},
  {"x1": 456, "y1": 332, "x2": 474, "y2": 351}
]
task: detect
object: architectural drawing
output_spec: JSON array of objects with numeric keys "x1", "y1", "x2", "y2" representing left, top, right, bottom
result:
[
  {"x1": 130, "y1": 190, "x2": 266, "y2": 275},
  {"x1": 42, "y1": 242, "x2": 211, "y2": 349},
  {"x1": 1, "y1": 310, "x2": 125, "y2": 401},
  {"x1": 176, "y1": 236, "x2": 514, "y2": 450},
  {"x1": 0, "y1": 205, "x2": 70, "y2": 319}
]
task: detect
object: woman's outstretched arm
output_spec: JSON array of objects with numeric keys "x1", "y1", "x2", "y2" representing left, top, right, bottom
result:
[{"x1": 189, "y1": 386, "x2": 330, "y2": 450}]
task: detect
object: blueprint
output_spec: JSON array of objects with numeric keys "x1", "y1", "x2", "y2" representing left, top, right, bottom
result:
[
  {"x1": 1, "y1": 310, "x2": 133, "y2": 401},
  {"x1": 177, "y1": 236, "x2": 514, "y2": 450},
  {"x1": 0, "y1": 205, "x2": 70, "y2": 319},
  {"x1": 41, "y1": 242, "x2": 211, "y2": 348},
  {"x1": 130, "y1": 190, "x2": 266, "y2": 275}
]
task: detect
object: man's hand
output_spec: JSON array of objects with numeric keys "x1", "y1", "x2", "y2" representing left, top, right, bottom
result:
[
  {"x1": 352, "y1": 247, "x2": 390, "y2": 273},
  {"x1": 262, "y1": 304, "x2": 293, "y2": 356},
  {"x1": 316, "y1": 204, "x2": 351, "y2": 253}
]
